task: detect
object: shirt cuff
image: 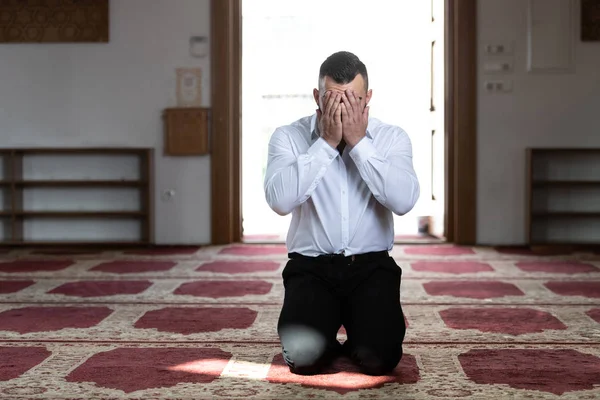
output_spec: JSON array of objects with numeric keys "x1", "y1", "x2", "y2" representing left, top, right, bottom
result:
[
  {"x1": 307, "y1": 137, "x2": 339, "y2": 164},
  {"x1": 349, "y1": 137, "x2": 377, "y2": 167}
]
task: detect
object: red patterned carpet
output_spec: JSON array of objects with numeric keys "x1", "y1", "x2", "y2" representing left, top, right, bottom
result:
[{"x1": 0, "y1": 244, "x2": 599, "y2": 399}]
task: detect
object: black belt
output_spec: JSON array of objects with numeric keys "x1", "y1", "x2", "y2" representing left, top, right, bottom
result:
[{"x1": 288, "y1": 250, "x2": 388, "y2": 265}]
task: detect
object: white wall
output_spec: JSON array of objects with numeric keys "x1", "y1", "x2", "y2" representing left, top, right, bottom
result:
[
  {"x1": 477, "y1": 0, "x2": 600, "y2": 245},
  {"x1": 0, "y1": 0, "x2": 211, "y2": 244},
  {"x1": 4, "y1": 0, "x2": 598, "y2": 246}
]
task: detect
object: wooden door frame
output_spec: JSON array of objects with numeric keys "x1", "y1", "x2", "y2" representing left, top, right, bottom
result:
[
  {"x1": 445, "y1": 0, "x2": 477, "y2": 244},
  {"x1": 210, "y1": 0, "x2": 242, "y2": 244},
  {"x1": 210, "y1": 0, "x2": 477, "y2": 245}
]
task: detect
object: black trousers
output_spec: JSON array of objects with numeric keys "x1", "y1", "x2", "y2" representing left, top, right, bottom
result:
[{"x1": 277, "y1": 251, "x2": 406, "y2": 376}]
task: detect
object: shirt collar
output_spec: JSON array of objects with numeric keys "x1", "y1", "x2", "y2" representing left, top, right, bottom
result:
[{"x1": 310, "y1": 113, "x2": 373, "y2": 143}]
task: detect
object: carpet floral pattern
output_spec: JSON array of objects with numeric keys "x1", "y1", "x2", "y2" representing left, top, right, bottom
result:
[{"x1": 0, "y1": 244, "x2": 599, "y2": 399}]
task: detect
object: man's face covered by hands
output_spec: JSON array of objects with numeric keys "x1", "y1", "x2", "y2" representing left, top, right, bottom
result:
[
  {"x1": 314, "y1": 74, "x2": 371, "y2": 113},
  {"x1": 313, "y1": 74, "x2": 373, "y2": 149}
]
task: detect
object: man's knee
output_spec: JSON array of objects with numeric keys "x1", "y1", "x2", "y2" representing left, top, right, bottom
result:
[
  {"x1": 351, "y1": 345, "x2": 402, "y2": 376},
  {"x1": 279, "y1": 325, "x2": 329, "y2": 375}
]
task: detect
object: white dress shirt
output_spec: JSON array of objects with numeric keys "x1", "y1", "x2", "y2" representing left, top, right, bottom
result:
[{"x1": 264, "y1": 113, "x2": 420, "y2": 257}]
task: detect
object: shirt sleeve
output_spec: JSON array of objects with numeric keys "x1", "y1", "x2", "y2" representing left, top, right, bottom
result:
[
  {"x1": 264, "y1": 128, "x2": 339, "y2": 215},
  {"x1": 348, "y1": 129, "x2": 420, "y2": 215}
]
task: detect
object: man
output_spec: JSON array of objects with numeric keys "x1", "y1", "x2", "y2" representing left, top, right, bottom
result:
[{"x1": 263, "y1": 51, "x2": 420, "y2": 376}]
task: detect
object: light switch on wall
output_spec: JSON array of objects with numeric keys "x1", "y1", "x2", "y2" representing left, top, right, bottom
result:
[
  {"x1": 484, "y1": 62, "x2": 512, "y2": 73},
  {"x1": 484, "y1": 80, "x2": 513, "y2": 93},
  {"x1": 190, "y1": 36, "x2": 208, "y2": 58},
  {"x1": 484, "y1": 43, "x2": 513, "y2": 55}
]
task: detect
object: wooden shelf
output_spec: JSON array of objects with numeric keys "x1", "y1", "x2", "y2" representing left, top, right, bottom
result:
[
  {"x1": 0, "y1": 240, "x2": 149, "y2": 247},
  {"x1": 530, "y1": 241, "x2": 600, "y2": 246},
  {"x1": 532, "y1": 180, "x2": 600, "y2": 187},
  {"x1": 10, "y1": 148, "x2": 150, "y2": 154},
  {"x1": 530, "y1": 148, "x2": 600, "y2": 154},
  {"x1": 14, "y1": 211, "x2": 146, "y2": 218},
  {"x1": 12, "y1": 180, "x2": 147, "y2": 188},
  {"x1": 0, "y1": 148, "x2": 154, "y2": 246},
  {"x1": 532, "y1": 212, "x2": 600, "y2": 218},
  {"x1": 527, "y1": 148, "x2": 600, "y2": 247},
  {"x1": 2, "y1": 180, "x2": 147, "y2": 187}
]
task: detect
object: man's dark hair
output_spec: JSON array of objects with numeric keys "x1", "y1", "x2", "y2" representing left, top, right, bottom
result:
[{"x1": 319, "y1": 51, "x2": 368, "y2": 91}]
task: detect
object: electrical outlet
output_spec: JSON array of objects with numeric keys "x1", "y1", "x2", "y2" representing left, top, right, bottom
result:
[
  {"x1": 162, "y1": 189, "x2": 176, "y2": 201},
  {"x1": 484, "y1": 42, "x2": 513, "y2": 55},
  {"x1": 484, "y1": 80, "x2": 513, "y2": 93},
  {"x1": 483, "y1": 61, "x2": 513, "y2": 73}
]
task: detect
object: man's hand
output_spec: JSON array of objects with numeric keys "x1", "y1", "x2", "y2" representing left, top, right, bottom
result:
[
  {"x1": 317, "y1": 91, "x2": 343, "y2": 149},
  {"x1": 340, "y1": 90, "x2": 369, "y2": 147}
]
